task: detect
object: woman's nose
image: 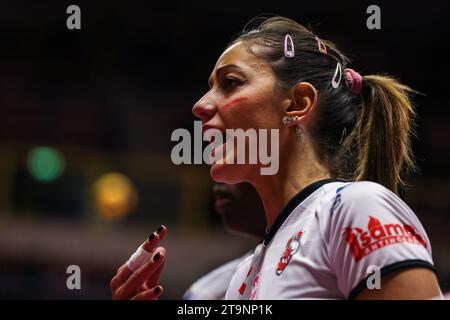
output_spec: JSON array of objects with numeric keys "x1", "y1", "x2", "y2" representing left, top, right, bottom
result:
[{"x1": 192, "y1": 98, "x2": 216, "y2": 122}]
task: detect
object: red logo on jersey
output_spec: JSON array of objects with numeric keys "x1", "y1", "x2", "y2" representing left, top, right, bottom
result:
[
  {"x1": 276, "y1": 230, "x2": 303, "y2": 275},
  {"x1": 238, "y1": 266, "x2": 253, "y2": 295},
  {"x1": 249, "y1": 272, "x2": 261, "y2": 300},
  {"x1": 344, "y1": 216, "x2": 427, "y2": 262}
]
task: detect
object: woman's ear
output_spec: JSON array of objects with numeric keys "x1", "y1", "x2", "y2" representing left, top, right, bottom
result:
[{"x1": 284, "y1": 82, "x2": 318, "y2": 126}]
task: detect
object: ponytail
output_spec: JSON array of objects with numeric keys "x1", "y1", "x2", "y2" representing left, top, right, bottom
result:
[{"x1": 353, "y1": 75, "x2": 417, "y2": 194}]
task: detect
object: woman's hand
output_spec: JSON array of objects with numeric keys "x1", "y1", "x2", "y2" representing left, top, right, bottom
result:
[{"x1": 110, "y1": 225, "x2": 167, "y2": 300}]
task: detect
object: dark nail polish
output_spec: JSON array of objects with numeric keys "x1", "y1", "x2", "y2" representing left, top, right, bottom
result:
[
  {"x1": 156, "y1": 225, "x2": 164, "y2": 234},
  {"x1": 148, "y1": 232, "x2": 156, "y2": 242},
  {"x1": 154, "y1": 286, "x2": 161, "y2": 294},
  {"x1": 153, "y1": 252, "x2": 161, "y2": 262}
]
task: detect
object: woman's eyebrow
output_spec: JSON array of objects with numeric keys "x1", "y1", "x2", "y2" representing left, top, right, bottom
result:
[{"x1": 208, "y1": 64, "x2": 243, "y2": 88}]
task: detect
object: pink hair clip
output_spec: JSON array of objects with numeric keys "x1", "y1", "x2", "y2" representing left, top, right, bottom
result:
[
  {"x1": 284, "y1": 34, "x2": 295, "y2": 58},
  {"x1": 315, "y1": 36, "x2": 327, "y2": 54},
  {"x1": 345, "y1": 68, "x2": 363, "y2": 94}
]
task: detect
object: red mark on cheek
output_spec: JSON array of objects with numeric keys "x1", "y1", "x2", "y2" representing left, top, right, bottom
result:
[{"x1": 222, "y1": 97, "x2": 249, "y2": 109}]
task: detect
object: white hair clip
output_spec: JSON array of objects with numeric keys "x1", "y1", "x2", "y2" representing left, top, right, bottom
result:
[
  {"x1": 284, "y1": 34, "x2": 295, "y2": 58},
  {"x1": 315, "y1": 36, "x2": 327, "y2": 54},
  {"x1": 331, "y1": 62, "x2": 342, "y2": 88}
]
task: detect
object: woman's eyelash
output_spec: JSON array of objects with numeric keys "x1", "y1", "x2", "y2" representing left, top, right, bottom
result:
[{"x1": 222, "y1": 77, "x2": 243, "y2": 91}]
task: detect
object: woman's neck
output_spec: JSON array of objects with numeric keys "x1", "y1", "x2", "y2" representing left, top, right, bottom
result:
[{"x1": 251, "y1": 141, "x2": 331, "y2": 229}]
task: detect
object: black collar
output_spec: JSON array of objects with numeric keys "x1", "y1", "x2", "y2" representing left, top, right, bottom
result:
[{"x1": 263, "y1": 179, "x2": 344, "y2": 246}]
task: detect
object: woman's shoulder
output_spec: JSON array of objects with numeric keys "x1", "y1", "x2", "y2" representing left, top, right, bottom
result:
[
  {"x1": 319, "y1": 180, "x2": 415, "y2": 225},
  {"x1": 321, "y1": 180, "x2": 400, "y2": 208},
  {"x1": 318, "y1": 179, "x2": 432, "y2": 259},
  {"x1": 335, "y1": 180, "x2": 392, "y2": 197}
]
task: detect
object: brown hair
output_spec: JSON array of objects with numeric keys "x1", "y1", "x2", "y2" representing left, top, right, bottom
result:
[{"x1": 228, "y1": 15, "x2": 417, "y2": 194}]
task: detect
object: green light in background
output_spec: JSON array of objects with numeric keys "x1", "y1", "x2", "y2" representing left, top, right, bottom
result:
[{"x1": 27, "y1": 146, "x2": 65, "y2": 182}]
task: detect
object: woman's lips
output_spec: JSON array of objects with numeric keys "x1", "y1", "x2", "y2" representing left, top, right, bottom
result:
[
  {"x1": 203, "y1": 125, "x2": 227, "y2": 162},
  {"x1": 210, "y1": 132, "x2": 232, "y2": 163}
]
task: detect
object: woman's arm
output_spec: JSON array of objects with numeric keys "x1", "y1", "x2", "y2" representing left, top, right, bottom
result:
[{"x1": 356, "y1": 268, "x2": 442, "y2": 300}]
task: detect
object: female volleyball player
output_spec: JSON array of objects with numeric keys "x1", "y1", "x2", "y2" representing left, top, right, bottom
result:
[{"x1": 111, "y1": 15, "x2": 442, "y2": 299}]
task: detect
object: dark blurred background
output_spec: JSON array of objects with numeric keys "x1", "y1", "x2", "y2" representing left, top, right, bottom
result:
[{"x1": 0, "y1": 0, "x2": 449, "y2": 299}]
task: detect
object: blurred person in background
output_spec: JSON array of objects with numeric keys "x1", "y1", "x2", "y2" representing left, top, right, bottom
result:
[{"x1": 183, "y1": 182, "x2": 266, "y2": 299}]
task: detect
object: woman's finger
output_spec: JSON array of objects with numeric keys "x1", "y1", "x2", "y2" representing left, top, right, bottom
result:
[
  {"x1": 131, "y1": 286, "x2": 163, "y2": 300},
  {"x1": 111, "y1": 264, "x2": 133, "y2": 293},
  {"x1": 115, "y1": 248, "x2": 166, "y2": 300},
  {"x1": 128, "y1": 225, "x2": 166, "y2": 273},
  {"x1": 112, "y1": 225, "x2": 167, "y2": 291},
  {"x1": 142, "y1": 225, "x2": 167, "y2": 252},
  {"x1": 139, "y1": 283, "x2": 149, "y2": 292},
  {"x1": 144, "y1": 259, "x2": 166, "y2": 289},
  {"x1": 117, "y1": 263, "x2": 127, "y2": 274}
]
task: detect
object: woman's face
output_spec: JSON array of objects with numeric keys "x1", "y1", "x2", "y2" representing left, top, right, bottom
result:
[{"x1": 192, "y1": 41, "x2": 289, "y2": 184}]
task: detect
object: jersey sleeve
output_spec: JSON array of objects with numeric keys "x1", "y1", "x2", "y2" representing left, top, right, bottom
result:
[
  {"x1": 324, "y1": 181, "x2": 435, "y2": 299},
  {"x1": 183, "y1": 254, "x2": 250, "y2": 300}
]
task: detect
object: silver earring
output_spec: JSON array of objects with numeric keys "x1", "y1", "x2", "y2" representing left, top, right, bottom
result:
[
  {"x1": 282, "y1": 116, "x2": 303, "y2": 141},
  {"x1": 294, "y1": 125, "x2": 303, "y2": 141},
  {"x1": 282, "y1": 116, "x2": 300, "y2": 125}
]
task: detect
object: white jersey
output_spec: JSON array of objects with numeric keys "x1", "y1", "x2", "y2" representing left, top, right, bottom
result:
[
  {"x1": 183, "y1": 252, "x2": 252, "y2": 300},
  {"x1": 225, "y1": 179, "x2": 437, "y2": 299}
]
